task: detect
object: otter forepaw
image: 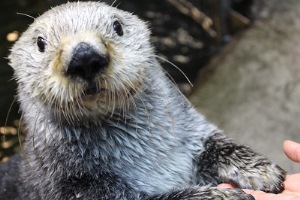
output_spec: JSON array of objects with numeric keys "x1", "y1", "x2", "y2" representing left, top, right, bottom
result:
[
  {"x1": 218, "y1": 148, "x2": 286, "y2": 193},
  {"x1": 148, "y1": 187, "x2": 254, "y2": 200},
  {"x1": 203, "y1": 133, "x2": 286, "y2": 193}
]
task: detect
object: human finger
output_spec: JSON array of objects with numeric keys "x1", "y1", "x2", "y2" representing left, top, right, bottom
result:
[
  {"x1": 217, "y1": 183, "x2": 235, "y2": 188},
  {"x1": 283, "y1": 140, "x2": 300, "y2": 163}
]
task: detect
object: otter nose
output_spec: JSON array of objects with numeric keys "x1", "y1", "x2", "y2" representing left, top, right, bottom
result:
[{"x1": 67, "y1": 42, "x2": 109, "y2": 81}]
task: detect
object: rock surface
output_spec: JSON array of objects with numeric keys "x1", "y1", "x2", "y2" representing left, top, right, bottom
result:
[{"x1": 190, "y1": 0, "x2": 300, "y2": 173}]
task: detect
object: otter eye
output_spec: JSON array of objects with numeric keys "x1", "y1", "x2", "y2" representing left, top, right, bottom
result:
[
  {"x1": 113, "y1": 20, "x2": 123, "y2": 36},
  {"x1": 37, "y1": 37, "x2": 46, "y2": 52}
]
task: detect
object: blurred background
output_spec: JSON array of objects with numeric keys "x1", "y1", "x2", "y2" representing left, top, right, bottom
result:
[{"x1": 0, "y1": 0, "x2": 299, "y2": 173}]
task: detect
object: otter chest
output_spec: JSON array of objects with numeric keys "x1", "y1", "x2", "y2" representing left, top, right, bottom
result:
[
  {"x1": 86, "y1": 125, "x2": 195, "y2": 195},
  {"x1": 110, "y1": 144, "x2": 194, "y2": 195}
]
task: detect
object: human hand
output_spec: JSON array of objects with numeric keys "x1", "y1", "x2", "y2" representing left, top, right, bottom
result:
[
  {"x1": 219, "y1": 174, "x2": 300, "y2": 199},
  {"x1": 219, "y1": 174, "x2": 300, "y2": 200},
  {"x1": 219, "y1": 140, "x2": 300, "y2": 199}
]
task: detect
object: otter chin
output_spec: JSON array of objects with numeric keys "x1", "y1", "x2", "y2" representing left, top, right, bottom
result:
[{"x1": 0, "y1": 1, "x2": 285, "y2": 200}]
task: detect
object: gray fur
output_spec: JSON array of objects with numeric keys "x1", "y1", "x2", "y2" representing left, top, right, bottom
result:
[{"x1": 1, "y1": 2, "x2": 285, "y2": 200}]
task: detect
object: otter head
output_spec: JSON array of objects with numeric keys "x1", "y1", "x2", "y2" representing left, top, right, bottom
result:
[{"x1": 9, "y1": 2, "x2": 153, "y2": 125}]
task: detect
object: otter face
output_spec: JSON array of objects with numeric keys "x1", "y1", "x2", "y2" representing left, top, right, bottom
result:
[{"x1": 9, "y1": 2, "x2": 153, "y2": 124}]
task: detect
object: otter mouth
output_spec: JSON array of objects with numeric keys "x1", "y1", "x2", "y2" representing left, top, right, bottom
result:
[
  {"x1": 84, "y1": 85, "x2": 106, "y2": 96},
  {"x1": 83, "y1": 81, "x2": 142, "y2": 98},
  {"x1": 85, "y1": 85, "x2": 98, "y2": 96}
]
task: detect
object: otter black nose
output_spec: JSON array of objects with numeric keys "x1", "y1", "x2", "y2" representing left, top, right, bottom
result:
[{"x1": 67, "y1": 42, "x2": 109, "y2": 81}]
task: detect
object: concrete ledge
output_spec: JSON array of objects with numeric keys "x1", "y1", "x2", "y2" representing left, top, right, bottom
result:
[{"x1": 190, "y1": 0, "x2": 300, "y2": 173}]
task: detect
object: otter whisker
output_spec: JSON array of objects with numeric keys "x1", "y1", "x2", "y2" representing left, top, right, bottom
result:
[
  {"x1": 106, "y1": 82, "x2": 112, "y2": 117},
  {"x1": 154, "y1": 55, "x2": 193, "y2": 87},
  {"x1": 19, "y1": 112, "x2": 33, "y2": 168},
  {"x1": 122, "y1": 78, "x2": 138, "y2": 112},
  {"x1": 160, "y1": 66, "x2": 179, "y2": 88},
  {"x1": 106, "y1": 80, "x2": 117, "y2": 117},
  {"x1": 75, "y1": 97, "x2": 84, "y2": 118},
  {"x1": 4, "y1": 97, "x2": 16, "y2": 129},
  {"x1": 33, "y1": 110, "x2": 43, "y2": 162},
  {"x1": 120, "y1": 84, "x2": 131, "y2": 118},
  {"x1": 32, "y1": 107, "x2": 40, "y2": 151},
  {"x1": 75, "y1": 85, "x2": 86, "y2": 120},
  {"x1": 134, "y1": 90, "x2": 152, "y2": 133},
  {"x1": 111, "y1": 82, "x2": 117, "y2": 118},
  {"x1": 2, "y1": 96, "x2": 17, "y2": 143},
  {"x1": 43, "y1": 109, "x2": 52, "y2": 148},
  {"x1": 55, "y1": 101, "x2": 63, "y2": 134},
  {"x1": 123, "y1": 82, "x2": 134, "y2": 116},
  {"x1": 154, "y1": 78, "x2": 177, "y2": 137},
  {"x1": 17, "y1": 115, "x2": 24, "y2": 152},
  {"x1": 16, "y1": 12, "x2": 35, "y2": 20}
]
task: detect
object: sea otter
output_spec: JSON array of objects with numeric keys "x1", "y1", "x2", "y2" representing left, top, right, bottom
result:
[{"x1": 0, "y1": 2, "x2": 285, "y2": 200}]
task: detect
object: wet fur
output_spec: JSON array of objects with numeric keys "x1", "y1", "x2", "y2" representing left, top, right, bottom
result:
[{"x1": 1, "y1": 2, "x2": 285, "y2": 200}]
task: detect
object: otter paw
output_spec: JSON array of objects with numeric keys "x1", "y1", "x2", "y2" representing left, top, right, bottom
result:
[
  {"x1": 197, "y1": 188, "x2": 254, "y2": 200},
  {"x1": 219, "y1": 161, "x2": 286, "y2": 193},
  {"x1": 149, "y1": 187, "x2": 254, "y2": 200}
]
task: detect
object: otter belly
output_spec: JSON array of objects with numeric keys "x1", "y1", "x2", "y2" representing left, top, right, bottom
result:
[{"x1": 109, "y1": 144, "x2": 195, "y2": 195}]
